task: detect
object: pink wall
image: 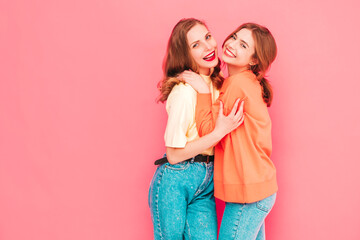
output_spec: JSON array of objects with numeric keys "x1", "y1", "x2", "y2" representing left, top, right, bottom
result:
[{"x1": 1, "y1": 0, "x2": 360, "y2": 239}]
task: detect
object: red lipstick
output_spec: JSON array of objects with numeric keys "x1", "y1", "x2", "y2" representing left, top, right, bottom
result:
[{"x1": 203, "y1": 51, "x2": 216, "y2": 61}]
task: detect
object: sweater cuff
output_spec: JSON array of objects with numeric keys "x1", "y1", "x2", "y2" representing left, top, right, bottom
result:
[{"x1": 197, "y1": 93, "x2": 212, "y2": 107}]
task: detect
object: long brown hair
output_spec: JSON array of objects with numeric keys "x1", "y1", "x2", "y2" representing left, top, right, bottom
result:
[
  {"x1": 223, "y1": 23, "x2": 277, "y2": 107},
  {"x1": 157, "y1": 18, "x2": 224, "y2": 103}
]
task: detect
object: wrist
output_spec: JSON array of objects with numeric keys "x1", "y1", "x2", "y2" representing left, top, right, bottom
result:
[
  {"x1": 197, "y1": 85, "x2": 210, "y2": 94},
  {"x1": 198, "y1": 89, "x2": 211, "y2": 94},
  {"x1": 212, "y1": 128, "x2": 225, "y2": 140}
]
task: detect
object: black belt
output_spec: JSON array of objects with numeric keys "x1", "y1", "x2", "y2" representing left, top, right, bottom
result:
[{"x1": 154, "y1": 154, "x2": 214, "y2": 165}]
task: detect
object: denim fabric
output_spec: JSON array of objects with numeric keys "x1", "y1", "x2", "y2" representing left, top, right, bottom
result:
[
  {"x1": 148, "y1": 160, "x2": 217, "y2": 240},
  {"x1": 218, "y1": 193, "x2": 276, "y2": 240}
]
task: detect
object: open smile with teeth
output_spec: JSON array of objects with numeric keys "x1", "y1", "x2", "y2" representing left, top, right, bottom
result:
[
  {"x1": 224, "y1": 47, "x2": 236, "y2": 58},
  {"x1": 203, "y1": 51, "x2": 216, "y2": 61}
]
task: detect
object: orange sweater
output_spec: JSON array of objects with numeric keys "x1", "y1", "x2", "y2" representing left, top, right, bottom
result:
[{"x1": 196, "y1": 70, "x2": 278, "y2": 203}]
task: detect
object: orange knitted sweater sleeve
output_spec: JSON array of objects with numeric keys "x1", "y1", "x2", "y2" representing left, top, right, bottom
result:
[{"x1": 195, "y1": 76, "x2": 246, "y2": 137}]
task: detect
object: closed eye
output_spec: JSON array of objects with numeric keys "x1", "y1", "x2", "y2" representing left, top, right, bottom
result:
[{"x1": 240, "y1": 40, "x2": 249, "y2": 49}]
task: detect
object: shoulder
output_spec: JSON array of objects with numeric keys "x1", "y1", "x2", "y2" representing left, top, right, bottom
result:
[
  {"x1": 228, "y1": 71, "x2": 256, "y2": 87},
  {"x1": 224, "y1": 71, "x2": 257, "y2": 94},
  {"x1": 220, "y1": 71, "x2": 259, "y2": 99},
  {"x1": 166, "y1": 82, "x2": 196, "y2": 109},
  {"x1": 168, "y1": 82, "x2": 196, "y2": 101}
]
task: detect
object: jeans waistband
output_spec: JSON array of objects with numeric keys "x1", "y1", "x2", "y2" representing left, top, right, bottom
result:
[{"x1": 154, "y1": 154, "x2": 214, "y2": 165}]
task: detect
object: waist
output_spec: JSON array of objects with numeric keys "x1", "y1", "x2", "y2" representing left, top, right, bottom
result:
[{"x1": 154, "y1": 154, "x2": 214, "y2": 165}]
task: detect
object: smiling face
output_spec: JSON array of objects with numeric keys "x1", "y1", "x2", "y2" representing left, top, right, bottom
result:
[
  {"x1": 187, "y1": 24, "x2": 218, "y2": 75},
  {"x1": 222, "y1": 28, "x2": 256, "y2": 75}
]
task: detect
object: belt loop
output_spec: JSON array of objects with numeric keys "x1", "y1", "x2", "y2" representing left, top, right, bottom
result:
[
  {"x1": 206, "y1": 155, "x2": 209, "y2": 164},
  {"x1": 190, "y1": 157, "x2": 195, "y2": 164}
]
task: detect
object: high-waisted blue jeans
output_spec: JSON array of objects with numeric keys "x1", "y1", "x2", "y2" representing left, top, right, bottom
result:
[
  {"x1": 148, "y1": 160, "x2": 217, "y2": 240},
  {"x1": 218, "y1": 193, "x2": 277, "y2": 240}
]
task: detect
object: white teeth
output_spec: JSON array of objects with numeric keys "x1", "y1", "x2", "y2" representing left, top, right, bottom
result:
[
  {"x1": 226, "y1": 48, "x2": 235, "y2": 57},
  {"x1": 204, "y1": 52, "x2": 215, "y2": 59}
]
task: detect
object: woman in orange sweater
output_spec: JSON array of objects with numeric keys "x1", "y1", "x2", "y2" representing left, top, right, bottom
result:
[{"x1": 181, "y1": 23, "x2": 278, "y2": 240}]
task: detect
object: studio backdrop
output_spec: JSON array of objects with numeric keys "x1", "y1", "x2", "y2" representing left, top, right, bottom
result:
[{"x1": 1, "y1": 0, "x2": 360, "y2": 239}]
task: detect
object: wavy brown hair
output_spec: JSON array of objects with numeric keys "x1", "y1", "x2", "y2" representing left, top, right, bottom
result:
[
  {"x1": 157, "y1": 18, "x2": 224, "y2": 103},
  {"x1": 223, "y1": 23, "x2": 277, "y2": 107}
]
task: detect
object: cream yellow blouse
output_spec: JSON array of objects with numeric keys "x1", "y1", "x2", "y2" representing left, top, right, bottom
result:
[{"x1": 164, "y1": 75, "x2": 219, "y2": 155}]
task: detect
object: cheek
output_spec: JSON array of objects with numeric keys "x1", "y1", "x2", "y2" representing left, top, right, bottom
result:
[
  {"x1": 245, "y1": 52, "x2": 254, "y2": 63},
  {"x1": 223, "y1": 39, "x2": 231, "y2": 47},
  {"x1": 238, "y1": 49, "x2": 250, "y2": 61},
  {"x1": 210, "y1": 39, "x2": 217, "y2": 48},
  {"x1": 190, "y1": 49, "x2": 203, "y2": 63}
]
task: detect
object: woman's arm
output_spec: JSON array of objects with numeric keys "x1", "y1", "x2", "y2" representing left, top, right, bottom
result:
[
  {"x1": 178, "y1": 70, "x2": 211, "y2": 94},
  {"x1": 166, "y1": 99, "x2": 243, "y2": 164},
  {"x1": 180, "y1": 71, "x2": 245, "y2": 137}
]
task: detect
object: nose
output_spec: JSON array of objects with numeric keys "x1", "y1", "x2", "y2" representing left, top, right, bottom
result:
[
  {"x1": 227, "y1": 40, "x2": 236, "y2": 49},
  {"x1": 204, "y1": 41, "x2": 212, "y2": 50}
]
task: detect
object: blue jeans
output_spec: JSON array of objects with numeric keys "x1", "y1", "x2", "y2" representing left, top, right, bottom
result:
[
  {"x1": 148, "y1": 160, "x2": 217, "y2": 240},
  {"x1": 219, "y1": 193, "x2": 277, "y2": 240}
]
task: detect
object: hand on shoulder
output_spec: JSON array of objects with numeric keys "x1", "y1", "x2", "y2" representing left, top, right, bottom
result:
[{"x1": 178, "y1": 70, "x2": 210, "y2": 94}]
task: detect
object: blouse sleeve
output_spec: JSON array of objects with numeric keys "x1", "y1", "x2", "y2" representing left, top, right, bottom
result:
[{"x1": 164, "y1": 86, "x2": 194, "y2": 148}]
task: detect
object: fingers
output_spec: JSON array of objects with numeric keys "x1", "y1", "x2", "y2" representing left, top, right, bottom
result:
[
  {"x1": 234, "y1": 101, "x2": 244, "y2": 119},
  {"x1": 177, "y1": 70, "x2": 193, "y2": 79},
  {"x1": 238, "y1": 115, "x2": 245, "y2": 126},
  {"x1": 231, "y1": 115, "x2": 244, "y2": 132},
  {"x1": 182, "y1": 70, "x2": 195, "y2": 77},
  {"x1": 183, "y1": 71, "x2": 202, "y2": 79},
  {"x1": 180, "y1": 73, "x2": 193, "y2": 84},
  {"x1": 230, "y1": 101, "x2": 245, "y2": 131},
  {"x1": 229, "y1": 99, "x2": 241, "y2": 116},
  {"x1": 219, "y1": 101, "x2": 224, "y2": 116},
  {"x1": 181, "y1": 71, "x2": 197, "y2": 81}
]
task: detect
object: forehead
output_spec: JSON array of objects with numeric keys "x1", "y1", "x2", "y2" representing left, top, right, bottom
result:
[
  {"x1": 236, "y1": 28, "x2": 254, "y2": 47},
  {"x1": 187, "y1": 24, "x2": 209, "y2": 43}
]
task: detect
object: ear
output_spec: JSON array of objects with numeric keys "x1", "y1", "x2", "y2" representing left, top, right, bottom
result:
[{"x1": 249, "y1": 58, "x2": 258, "y2": 66}]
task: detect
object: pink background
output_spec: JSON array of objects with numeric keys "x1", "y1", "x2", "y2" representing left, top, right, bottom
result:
[{"x1": 1, "y1": 0, "x2": 360, "y2": 239}]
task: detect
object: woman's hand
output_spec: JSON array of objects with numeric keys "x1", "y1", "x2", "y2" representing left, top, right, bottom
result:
[
  {"x1": 166, "y1": 99, "x2": 243, "y2": 164},
  {"x1": 178, "y1": 70, "x2": 210, "y2": 93},
  {"x1": 213, "y1": 99, "x2": 245, "y2": 138}
]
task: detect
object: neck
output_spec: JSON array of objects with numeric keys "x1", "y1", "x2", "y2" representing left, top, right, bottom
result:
[
  {"x1": 198, "y1": 67, "x2": 210, "y2": 76},
  {"x1": 227, "y1": 65, "x2": 249, "y2": 76}
]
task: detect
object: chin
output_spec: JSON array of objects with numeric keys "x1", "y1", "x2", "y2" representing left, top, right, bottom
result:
[
  {"x1": 207, "y1": 60, "x2": 219, "y2": 68},
  {"x1": 221, "y1": 55, "x2": 229, "y2": 63}
]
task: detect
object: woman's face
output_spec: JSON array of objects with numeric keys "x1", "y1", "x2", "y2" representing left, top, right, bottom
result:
[
  {"x1": 187, "y1": 24, "x2": 218, "y2": 75},
  {"x1": 222, "y1": 28, "x2": 256, "y2": 71}
]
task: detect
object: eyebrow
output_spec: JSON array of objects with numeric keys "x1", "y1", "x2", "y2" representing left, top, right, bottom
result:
[
  {"x1": 240, "y1": 39, "x2": 249, "y2": 48},
  {"x1": 233, "y1": 32, "x2": 250, "y2": 48},
  {"x1": 190, "y1": 32, "x2": 211, "y2": 46},
  {"x1": 190, "y1": 40, "x2": 199, "y2": 46}
]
